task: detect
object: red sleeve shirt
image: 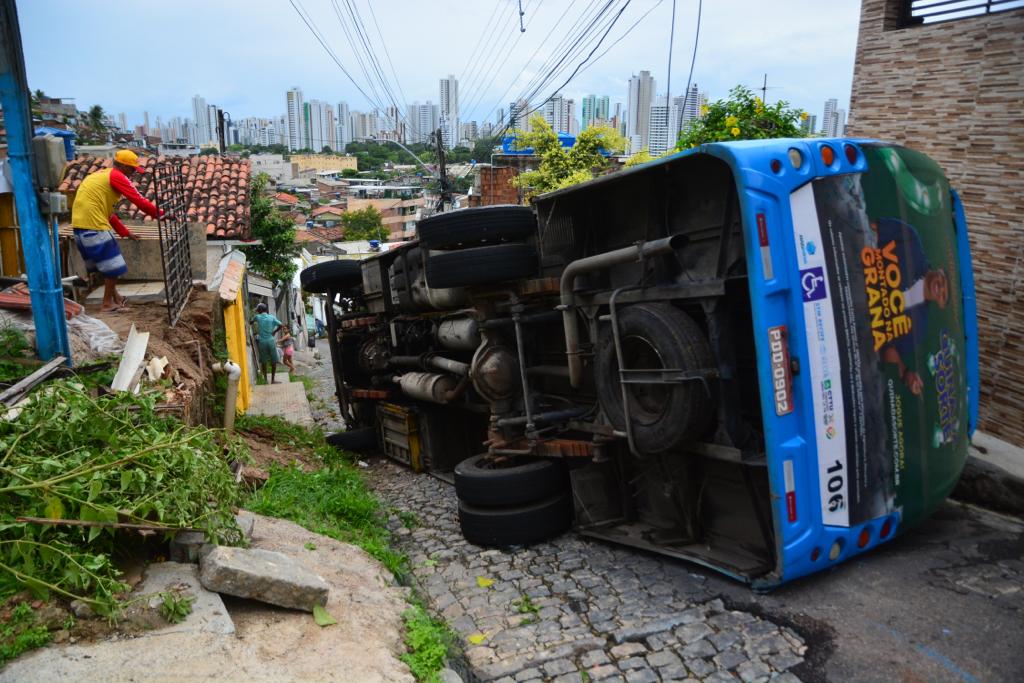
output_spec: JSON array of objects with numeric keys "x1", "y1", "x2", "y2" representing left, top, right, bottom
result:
[
  {"x1": 109, "y1": 168, "x2": 158, "y2": 216},
  {"x1": 108, "y1": 213, "x2": 132, "y2": 238}
]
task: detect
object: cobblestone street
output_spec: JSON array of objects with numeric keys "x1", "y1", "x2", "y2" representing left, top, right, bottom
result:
[
  {"x1": 307, "y1": 340, "x2": 1024, "y2": 682},
  {"x1": 369, "y1": 461, "x2": 808, "y2": 683}
]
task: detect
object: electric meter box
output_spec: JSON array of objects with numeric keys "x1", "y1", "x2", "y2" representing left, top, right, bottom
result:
[{"x1": 32, "y1": 134, "x2": 66, "y2": 189}]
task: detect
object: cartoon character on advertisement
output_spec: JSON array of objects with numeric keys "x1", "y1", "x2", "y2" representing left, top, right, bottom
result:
[{"x1": 863, "y1": 217, "x2": 949, "y2": 396}]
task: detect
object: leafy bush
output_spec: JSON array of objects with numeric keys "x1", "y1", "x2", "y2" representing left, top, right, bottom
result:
[
  {"x1": 0, "y1": 382, "x2": 242, "y2": 614},
  {"x1": 678, "y1": 85, "x2": 807, "y2": 149},
  {"x1": 511, "y1": 114, "x2": 627, "y2": 197}
]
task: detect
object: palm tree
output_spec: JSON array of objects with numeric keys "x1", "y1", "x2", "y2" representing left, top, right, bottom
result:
[{"x1": 87, "y1": 105, "x2": 105, "y2": 129}]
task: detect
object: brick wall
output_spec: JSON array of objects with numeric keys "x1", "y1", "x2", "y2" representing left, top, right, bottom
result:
[
  {"x1": 470, "y1": 166, "x2": 522, "y2": 207},
  {"x1": 848, "y1": 2, "x2": 1024, "y2": 444}
]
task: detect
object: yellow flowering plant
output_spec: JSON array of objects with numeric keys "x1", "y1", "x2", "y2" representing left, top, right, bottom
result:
[{"x1": 677, "y1": 85, "x2": 805, "y2": 149}]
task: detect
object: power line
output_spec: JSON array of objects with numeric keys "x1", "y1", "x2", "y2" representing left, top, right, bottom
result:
[
  {"x1": 288, "y1": 0, "x2": 387, "y2": 115},
  {"x1": 458, "y1": 1, "x2": 518, "y2": 113},
  {"x1": 459, "y1": 0, "x2": 537, "y2": 121},
  {"x1": 664, "y1": 0, "x2": 677, "y2": 123},
  {"x1": 460, "y1": 0, "x2": 545, "y2": 123},
  {"x1": 676, "y1": 0, "x2": 703, "y2": 129},
  {"x1": 514, "y1": 0, "x2": 616, "y2": 108}
]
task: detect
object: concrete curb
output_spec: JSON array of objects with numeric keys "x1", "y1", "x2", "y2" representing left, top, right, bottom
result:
[{"x1": 951, "y1": 433, "x2": 1024, "y2": 516}]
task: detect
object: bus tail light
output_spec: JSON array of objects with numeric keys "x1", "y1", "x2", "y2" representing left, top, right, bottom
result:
[
  {"x1": 844, "y1": 143, "x2": 859, "y2": 164},
  {"x1": 821, "y1": 145, "x2": 835, "y2": 167},
  {"x1": 784, "y1": 460, "x2": 797, "y2": 522},
  {"x1": 857, "y1": 528, "x2": 871, "y2": 548},
  {"x1": 880, "y1": 518, "x2": 893, "y2": 538},
  {"x1": 756, "y1": 213, "x2": 774, "y2": 280},
  {"x1": 768, "y1": 326, "x2": 793, "y2": 416}
]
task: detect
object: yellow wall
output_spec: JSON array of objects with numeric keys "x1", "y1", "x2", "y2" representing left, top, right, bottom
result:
[
  {"x1": 291, "y1": 154, "x2": 358, "y2": 172},
  {"x1": 223, "y1": 296, "x2": 252, "y2": 413},
  {"x1": 0, "y1": 195, "x2": 25, "y2": 277}
]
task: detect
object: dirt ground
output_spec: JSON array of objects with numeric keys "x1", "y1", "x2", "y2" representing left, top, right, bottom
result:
[
  {"x1": 237, "y1": 425, "x2": 322, "y2": 473},
  {"x1": 88, "y1": 287, "x2": 218, "y2": 419}
]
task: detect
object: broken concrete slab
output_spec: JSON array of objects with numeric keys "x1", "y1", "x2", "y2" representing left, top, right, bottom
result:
[
  {"x1": 170, "y1": 530, "x2": 207, "y2": 563},
  {"x1": 199, "y1": 546, "x2": 329, "y2": 612},
  {"x1": 131, "y1": 561, "x2": 235, "y2": 636},
  {"x1": 1, "y1": 515, "x2": 413, "y2": 682},
  {"x1": 235, "y1": 510, "x2": 256, "y2": 541}
]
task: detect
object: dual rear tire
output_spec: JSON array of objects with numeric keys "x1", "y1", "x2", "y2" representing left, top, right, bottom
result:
[{"x1": 454, "y1": 454, "x2": 572, "y2": 547}]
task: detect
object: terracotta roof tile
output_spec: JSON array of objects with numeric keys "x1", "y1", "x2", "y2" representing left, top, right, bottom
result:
[{"x1": 60, "y1": 155, "x2": 252, "y2": 239}]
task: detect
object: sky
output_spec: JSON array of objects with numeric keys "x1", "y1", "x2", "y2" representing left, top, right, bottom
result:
[{"x1": 17, "y1": 0, "x2": 862, "y2": 131}]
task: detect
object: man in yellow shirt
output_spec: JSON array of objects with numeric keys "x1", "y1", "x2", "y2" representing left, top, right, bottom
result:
[{"x1": 70, "y1": 149, "x2": 165, "y2": 311}]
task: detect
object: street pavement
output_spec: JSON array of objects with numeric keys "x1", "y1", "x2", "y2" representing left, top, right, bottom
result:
[{"x1": 307, "y1": 341, "x2": 1024, "y2": 682}]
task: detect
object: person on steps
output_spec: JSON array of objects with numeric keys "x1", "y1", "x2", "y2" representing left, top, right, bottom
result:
[
  {"x1": 70, "y1": 149, "x2": 166, "y2": 312},
  {"x1": 278, "y1": 327, "x2": 296, "y2": 373},
  {"x1": 250, "y1": 303, "x2": 284, "y2": 383}
]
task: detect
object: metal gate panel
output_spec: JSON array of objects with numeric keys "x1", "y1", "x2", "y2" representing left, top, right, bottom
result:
[{"x1": 154, "y1": 159, "x2": 192, "y2": 326}]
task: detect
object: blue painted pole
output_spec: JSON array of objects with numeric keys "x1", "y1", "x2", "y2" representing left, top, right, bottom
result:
[{"x1": 0, "y1": 0, "x2": 71, "y2": 362}]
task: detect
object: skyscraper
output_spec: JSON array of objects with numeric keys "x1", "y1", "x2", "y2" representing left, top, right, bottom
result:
[
  {"x1": 801, "y1": 114, "x2": 818, "y2": 135},
  {"x1": 191, "y1": 95, "x2": 210, "y2": 145},
  {"x1": 439, "y1": 74, "x2": 459, "y2": 149},
  {"x1": 508, "y1": 100, "x2": 529, "y2": 131},
  {"x1": 336, "y1": 102, "x2": 351, "y2": 150},
  {"x1": 286, "y1": 87, "x2": 305, "y2": 151},
  {"x1": 118, "y1": 112, "x2": 127, "y2": 133},
  {"x1": 543, "y1": 95, "x2": 574, "y2": 133},
  {"x1": 307, "y1": 100, "x2": 336, "y2": 151},
  {"x1": 822, "y1": 98, "x2": 838, "y2": 136},
  {"x1": 582, "y1": 95, "x2": 611, "y2": 129},
  {"x1": 407, "y1": 102, "x2": 439, "y2": 144},
  {"x1": 648, "y1": 97, "x2": 682, "y2": 155},
  {"x1": 676, "y1": 83, "x2": 706, "y2": 124},
  {"x1": 627, "y1": 71, "x2": 655, "y2": 152}
]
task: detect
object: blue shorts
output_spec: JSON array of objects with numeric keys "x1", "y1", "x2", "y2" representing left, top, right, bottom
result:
[{"x1": 74, "y1": 229, "x2": 127, "y2": 278}]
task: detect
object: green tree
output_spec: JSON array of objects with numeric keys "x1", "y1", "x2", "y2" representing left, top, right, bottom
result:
[
  {"x1": 511, "y1": 114, "x2": 626, "y2": 197},
  {"x1": 341, "y1": 206, "x2": 386, "y2": 242},
  {"x1": 321, "y1": 145, "x2": 333, "y2": 154},
  {"x1": 471, "y1": 136, "x2": 500, "y2": 162},
  {"x1": 75, "y1": 104, "x2": 110, "y2": 144},
  {"x1": 677, "y1": 86, "x2": 807, "y2": 149},
  {"x1": 199, "y1": 147, "x2": 220, "y2": 155},
  {"x1": 227, "y1": 143, "x2": 245, "y2": 152},
  {"x1": 241, "y1": 173, "x2": 300, "y2": 284},
  {"x1": 341, "y1": 168, "x2": 359, "y2": 178}
]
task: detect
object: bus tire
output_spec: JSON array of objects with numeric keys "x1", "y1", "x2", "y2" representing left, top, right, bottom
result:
[
  {"x1": 425, "y1": 244, "x2": 537, "y2": 289},
  {"x1": 454, "y1": 454, "x2": 566, "y2": 507},
  {"x1": 458, "y1": 493, "x2": 572, "y2": 548},
  {"x1": 417, "y1": 206, "x2": 536, "y2": 248},
  {"x1": 594, "y1": 303, "x2": 714, "y2": 455},
  {"x1": 301, "y1": 260, "x2": 362, "y2": 293},
  {"x1": 325, "y1": 427, "x2": 378, "y2": 453}
]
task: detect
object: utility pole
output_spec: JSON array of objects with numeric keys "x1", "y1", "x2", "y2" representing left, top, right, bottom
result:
[
  {"x1": 760, "y1": 74, "x2": 768, "y2": 104},
  {"x1": 0, "y1": 0, "x2": 70, "y2": 361},
  {"x1": 434, "y1": 128, "x2": 452, "y2": 213}
]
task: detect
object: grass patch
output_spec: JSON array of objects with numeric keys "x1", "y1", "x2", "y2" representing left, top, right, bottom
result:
[
  {"x1": 245, "y1": 462, "x2": 406, "y2": 579},
  {"x1": 400, "y1": 602, "x2": 453, "y2": 683},
  {"x1": 0, "y1": 601, "x2": 52, "y2": 667},
  {"x1": 241, "y1": 416, "x2": 455, "y2": 681}
]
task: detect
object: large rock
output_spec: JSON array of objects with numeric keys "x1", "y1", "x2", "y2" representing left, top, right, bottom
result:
[{"x1": 199, "y1": 546, "x2": 329, "y2": 612}]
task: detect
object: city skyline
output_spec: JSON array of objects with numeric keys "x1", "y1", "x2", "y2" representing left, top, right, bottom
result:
[{"x1": 17, "y1": 1, "x2": 860, "y2": 135}]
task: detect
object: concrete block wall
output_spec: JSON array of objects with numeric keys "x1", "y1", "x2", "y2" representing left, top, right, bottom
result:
[
  {"x1": 66, "y1": 222, "x2": 207, "y2": 282},
  {"x1": 847, "y1": 1, "x2": 1024, "y2": 445}
]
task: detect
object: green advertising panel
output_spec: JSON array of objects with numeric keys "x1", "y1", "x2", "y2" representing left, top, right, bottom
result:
[{"x1": 793, "y1": 144, "x2": 968, "y2": 528}]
